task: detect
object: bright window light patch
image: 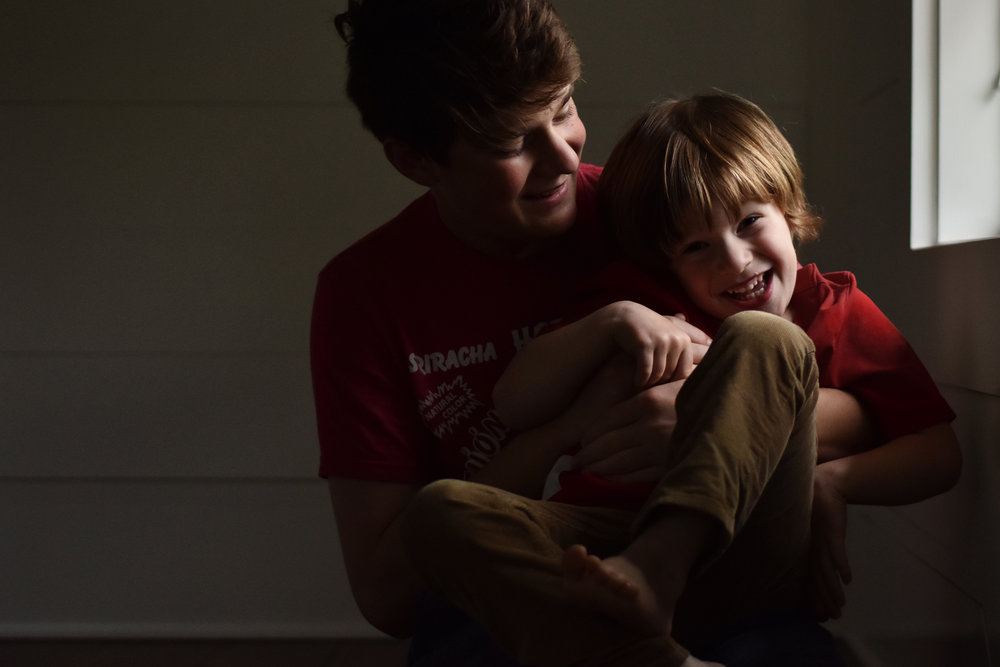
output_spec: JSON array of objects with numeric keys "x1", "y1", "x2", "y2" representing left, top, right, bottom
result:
[{"x1": 912, "y1": 0, "x2": 1000, "y2": 248}]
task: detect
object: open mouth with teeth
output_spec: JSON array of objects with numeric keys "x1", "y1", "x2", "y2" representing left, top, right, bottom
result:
[
  {"x1": 725, "y1": 270, "x2": 772, "y2": 302},
  {"x1": 524, "y1": 180, "x2": 567, "y2": 201}
]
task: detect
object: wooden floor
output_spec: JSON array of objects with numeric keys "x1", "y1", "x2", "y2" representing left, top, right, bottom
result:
[{"x1": 0, "y1": 639, "x2": 412, "y2": 667}]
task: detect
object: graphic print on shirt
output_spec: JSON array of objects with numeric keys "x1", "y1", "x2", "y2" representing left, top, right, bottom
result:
[
  {"x1": 461, "y1": 408, "x2": 510, "y2": 479},
  {"x1": 408, "y1": 343, "x2": 498, "y2": 375},
  {"x1": 415, "y1": 377, "x2": 511, "y2": 479},
  {"x1": 511, "y1": 319, "x2": 562, "y2": 351},
  {"x1": 417, "y1": 376, "x2": 486, "y2": 439},
  {"x1": 409, "y1": 319, "x2": 560, "y2": 478}
]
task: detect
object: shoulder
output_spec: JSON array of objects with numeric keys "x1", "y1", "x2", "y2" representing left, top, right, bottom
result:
[
  {"x1": 570, "y1": 163, "x2": 604, "y2": 228},
  {"x1": 577, "y1": 162, "x2": 603, "y2": 191},
  {"x1": 796, "y1": 264, "x2": 910, "y2": 360},
  {"x1": 796, "y1": 264, "x2": 857, "y2": 294},
  {"x1": 320, "y1": 192, "x2": 439, "y2": 276},
  {"x1": 791, "y1": 264, "x2": 861, "y2": 322}
]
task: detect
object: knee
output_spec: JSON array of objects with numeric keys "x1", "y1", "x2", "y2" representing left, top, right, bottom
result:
[
  {"x1": 403, "y1": 479, "x2": 468, "y2": 535},
  {"x1": 718, "y1": 311, "x2": 814, "y2": 359},
  {"x1": 402, "y1": 479, "x2": 520, "y2": 573},
  {"x1": 402, "y1": 479, "x2": 502, "y2": 546}
]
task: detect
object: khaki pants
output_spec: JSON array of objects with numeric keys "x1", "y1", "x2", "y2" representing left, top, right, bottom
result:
[{"x1": 402, "y1": 312, "x2": 819, "y2": 666}]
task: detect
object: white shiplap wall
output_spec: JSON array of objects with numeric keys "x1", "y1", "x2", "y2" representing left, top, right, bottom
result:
[{"x1": 1, "y1": 0, "x2": 418, "y2": 638}]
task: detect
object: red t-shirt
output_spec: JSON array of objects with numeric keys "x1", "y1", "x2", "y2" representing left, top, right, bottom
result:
[
  {"x1": 550, "y1": 260, "x2": 956, "y2": 509},
  {"x1": 310, "y1": 163, "x2": 607, "y2": 483}
]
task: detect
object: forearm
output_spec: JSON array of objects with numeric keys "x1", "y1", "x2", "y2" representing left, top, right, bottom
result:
[
  {"x1": 471, "y1": 412, "x2": 585, "y2": 498},
  {"x1": 478, "y1": 353, "x2": 638, "y2": 497},
  {"x1": 350, "y1": 520, "x2": 423, "y2": 637},
  {"x1": 816, "y1": 423, "x2": 961, "y2": 505},
  {"x1": 328, "y1": 479, "x2": 424, "y2": 638},
  {"x1": 815, "y1": 388, "x2": 878, "y2": 462},
  {"x1": 493, "y1": 306, "x2": 619, "y2": 430}
]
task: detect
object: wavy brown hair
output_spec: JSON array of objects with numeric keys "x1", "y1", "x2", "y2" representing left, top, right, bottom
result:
[{"x1": 335, "y1": 0, "x2": 581, "y2": 162}]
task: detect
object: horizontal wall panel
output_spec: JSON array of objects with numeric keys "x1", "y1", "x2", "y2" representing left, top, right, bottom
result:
[
  {"x1": 0, "y1": 0, "x2": 346, "y2": 102},
  {"x1": 1, "y1": 106, "x2": 421, "y2": 353},
  {"x1": 1, "y1": 355, "x2": 319, "y2": 478},
  {"x1": 826, "y1": 385, "x2": 1000, "y2": 643},
  {"x1": 564, "y1": 0, "x2": 807, "y2": 109},
  {"x1": 0, "y1": 478, "x2": 376, "y2": 638}
]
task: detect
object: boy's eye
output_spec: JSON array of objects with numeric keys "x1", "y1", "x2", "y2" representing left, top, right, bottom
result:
[
  {"x1": 680, "y1": 241, "x2": 708, "y2": 255},
  {"x1": 554, "y1": 101, "x2": 577, "y2": 123},
  {"x1": 737, "y1": 215, "x2": 761, "y2": 232},
  {"x1": 492, "y1": 142, "x2": 524, "y2": 158}
]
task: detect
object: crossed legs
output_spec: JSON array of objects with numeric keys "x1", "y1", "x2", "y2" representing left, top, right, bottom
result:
[{"x1": 402, "y1": 312, "x2": 819, "y2": 666}]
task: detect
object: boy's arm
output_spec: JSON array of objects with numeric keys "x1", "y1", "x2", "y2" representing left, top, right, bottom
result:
[
  {"x1": 806, "y1": 421, "x2": 961, "y2": 620},
  {"x1": 327, "y1": 477, "x2": 424, "y2": 638},
  {"x1": 493, "y1": 300, "x2": 709, "y2": 431},
  {"x1": 815, "y1": 387, "x2": 878, "y2": 462},
  {"x1": 816, "y1": 421, "x2": 961, "y2": 504},
  {"x1": 477, "y1": 351, "x2": 639, "y2": 496}
]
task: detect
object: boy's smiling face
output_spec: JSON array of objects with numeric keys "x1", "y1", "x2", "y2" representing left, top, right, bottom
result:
[
  {"x1": 668, "y1": 201, "x2": 798, "y2": 322},
  {"x1": 424, "y1": 88, "x2": 586, "y2": 260}
]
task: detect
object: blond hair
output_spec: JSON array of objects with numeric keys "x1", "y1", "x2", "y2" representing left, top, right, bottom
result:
[{"x1": 599, "y1": 93, "x2": 821, "y2": 271}]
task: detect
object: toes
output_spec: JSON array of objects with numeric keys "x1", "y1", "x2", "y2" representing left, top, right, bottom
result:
[{"x1": 562, "y1": 544, "x2": 592, "y2": 577}]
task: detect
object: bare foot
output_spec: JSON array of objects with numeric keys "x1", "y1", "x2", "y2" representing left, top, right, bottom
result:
[{"x1": 561, "y1": 544, "x2": 673, "y2": 637}]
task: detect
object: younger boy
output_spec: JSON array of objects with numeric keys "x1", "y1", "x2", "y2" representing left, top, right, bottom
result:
[{"x1": 494, "y1": 92, "x2": 961, "y2": 622}]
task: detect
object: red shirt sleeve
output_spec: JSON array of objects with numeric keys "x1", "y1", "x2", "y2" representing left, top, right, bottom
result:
[
  {"x1": 794, "y1": 267, "x2": 955, "y2": 441},
  {"x1": 310, "y1": 255, "x2": 432, "y2": 483}
]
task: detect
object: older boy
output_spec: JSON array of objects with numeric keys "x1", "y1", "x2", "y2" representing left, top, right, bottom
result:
[{"x1": 314, "y1": 3, "x2": 872, "y2": 665}]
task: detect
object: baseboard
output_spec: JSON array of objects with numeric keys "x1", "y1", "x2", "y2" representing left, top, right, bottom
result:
[{"x1": 0, "y1": 622, "x2": 387, "y2": 641}]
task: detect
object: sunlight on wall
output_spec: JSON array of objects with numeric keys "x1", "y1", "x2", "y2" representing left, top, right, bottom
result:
[{"x1": 912, "y1": 0, "x2": 1000, "y2": 248}]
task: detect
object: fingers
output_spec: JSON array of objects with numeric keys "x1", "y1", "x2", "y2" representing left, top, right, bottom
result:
[
  {"x1": 574, "y1": 424, "x2": 671, "y2": 479},
  {"x1": 574, "y1": 382, "x2": 680, "y2": 480},
  {"x1": 573, "y1": 429, "x2": 647, "y2": 475},
  {"x1": 807, "y1": 497, "x2": 850, "y2": 619},
  {"x1": 817, "y1": 547, "x2": 846, "y2": 615},
  {"x1": 805, "y1": 541, "x2": 846, "y2": 621},
  {"x1": 831, "y1": 533, "x2": 853, "y2": 585},
  {"x1": 618, "y1": 308, "x2": 711, "y2": 388},
  {"x1": 637, "y1": 336, "x2": 704, "y2": 386},
  {"x1": 575, "y1": 415, "x2": 656, "y2": 475},
  {"x1": 633, "y1": 337, "x2": 683, "y2": 387},
  {"x1": 634, "y1": 348, "x2": 658, "y2": 388},
  {"x1": 690, "y1": 342, "x2": 709, "y2": 366},
  {"x1": 669, "y1": 314, "x2": 713, "y2": 346},
  {"x1": 574, "y1": 442, "x2": 667, "y2": 482}
]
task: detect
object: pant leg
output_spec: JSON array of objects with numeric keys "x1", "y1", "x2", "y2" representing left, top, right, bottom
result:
[
  {"x1": 402, "y1": 311, "x2": 817, "y2": 665},
  {"x1": 401, "y1": 480, "x2": 689, "y2": 666},
  {"x1": 634, "y1": 311, "x2": 819, "y2": 648}
]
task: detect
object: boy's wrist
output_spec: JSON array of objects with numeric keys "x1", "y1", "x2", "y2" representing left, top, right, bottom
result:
[{"x1": 814, "y1": 459, "x2": 846, "y2": 496}]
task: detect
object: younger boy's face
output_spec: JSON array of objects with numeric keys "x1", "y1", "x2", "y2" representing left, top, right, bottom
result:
[
  {"x1": 667, "y1": 201, "x2": 798, "y2": 322},
  {"x1": 425, "y1": 88, "x2": 586, "y2": 260}
]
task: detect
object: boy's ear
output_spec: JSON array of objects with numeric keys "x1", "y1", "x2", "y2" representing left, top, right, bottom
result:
[{"x1": 383, "y1": 138, "x2": 439, "y2": 187}]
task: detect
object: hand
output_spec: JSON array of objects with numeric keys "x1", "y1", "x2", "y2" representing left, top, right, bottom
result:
[
  {"x1": 805, "y1": 465, "x2": 852, "y2": 621},
  {"x1": 608, "y1": 303, "x2": 710, "y2": 388},
  {"x1": 571, "y1": 379, "x2": 686, "y2": 483}
]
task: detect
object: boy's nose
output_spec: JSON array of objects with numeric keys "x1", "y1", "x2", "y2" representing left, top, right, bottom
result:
[
  {"x1": 720, "y1": 239, "x2": 753, "y2": 272},
  {"x1": 538, "y1": 126, "x2": 582, "y2": 174}
]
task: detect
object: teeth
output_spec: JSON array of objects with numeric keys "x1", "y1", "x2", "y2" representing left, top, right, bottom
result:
[
  {"x1": 531, "y1": 182, "x2": 563, "y2": 198},
  {"x1": 726, "y1": 274, "x2": 766, "y2": 301}
]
